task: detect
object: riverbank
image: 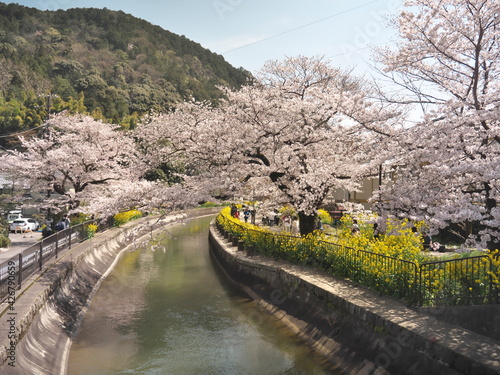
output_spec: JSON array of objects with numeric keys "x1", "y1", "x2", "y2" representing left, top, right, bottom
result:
[
  {"x1": 209, "y1": 221, "x2": 500, "y2": 375},
  {"x1": 0, "y1": 208, "x2": 220, "y2": 375}
]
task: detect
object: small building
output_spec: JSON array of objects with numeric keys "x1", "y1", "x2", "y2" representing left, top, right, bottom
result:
[
  {"x1": 0, "y1": 173, "x2": 14, "y2": 195},
  {"x1": 328, "y1": 165, "x2": 395, "y2": 210}
]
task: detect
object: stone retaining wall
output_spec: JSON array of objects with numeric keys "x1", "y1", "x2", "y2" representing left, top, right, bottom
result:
[{"x1": 209, "y1": 222, "x2": 500, "y2": 375}]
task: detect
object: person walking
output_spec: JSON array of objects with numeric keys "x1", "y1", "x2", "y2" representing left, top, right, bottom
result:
[{"x1": 243, "y1": 207, "x2": 250, "y2": 223}]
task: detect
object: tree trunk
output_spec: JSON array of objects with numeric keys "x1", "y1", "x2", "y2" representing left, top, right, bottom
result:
[
  {"x1": 485, "y1": 182, "x2": 498, "y2": 251},
  {"x1": 298, "y1": 212, "x2": 316, "y2": 236}
]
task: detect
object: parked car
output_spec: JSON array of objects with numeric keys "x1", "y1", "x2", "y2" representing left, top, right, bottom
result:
[
  {"x1": 7, "y1": 210, "x2": 23, "y2": 224},
  {"x1": 9, "y1": 218, "x2": 40, "y2": 233}
]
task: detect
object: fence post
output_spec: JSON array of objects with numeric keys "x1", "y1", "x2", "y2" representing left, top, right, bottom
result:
[
  {"x1": 488, "y1": 257, "x2": 494, "y2": 304},
  {"x1": 39, "y1": 240, "x2": 43, "y2": 271},
  {"x1": 55, "y1": 231, "x2": 59, "y2": 257},
  {"x1": 68, "y1": 227, "x2": 72, "y2": 250},
  {"x1": 410, "y1": 262, "x2": 418, "y2": 306},
  {"x1": 55, "y1": 233, "x2": 59, "y2": 258},
  {"x1": 355, "y1": 249, "x2": 361, "y2": 282},
  {"x1": 237, "y1": 240, "x2": 244, "y2": 251},
  {"x1": 17, "y1": 253, "x2": 23, "y2": 289},
  {"x1": 417, "y1": 264, "x2": 424, "y2": 306}
]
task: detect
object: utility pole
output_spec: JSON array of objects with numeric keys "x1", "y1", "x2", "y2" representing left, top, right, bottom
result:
[{"x1": 39, "y1": 92, "x2": 58, "y2": 120}]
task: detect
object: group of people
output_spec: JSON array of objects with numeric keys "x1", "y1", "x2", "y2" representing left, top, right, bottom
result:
[
  {"x1": 44, "y1": 215, "x2": 71, "y2": 235},
  {"x1": 231, "y1": 204, "x2": 301, "y2": 234},
  {"x1": 263, "y1": 209, "x2": 280, "y2": 227},
  {"x1": 230, "y1": 204, "x2": 256, "y2": 225},
  {"x1": 263, "y1": 210, "x2": 300, "y2": 234},
  {"x1": 412, "y1": 226, "x2": 446, "y2": 252},
  {"x1": 230, "y1": 204, "x2": 445, "y2": 252}
]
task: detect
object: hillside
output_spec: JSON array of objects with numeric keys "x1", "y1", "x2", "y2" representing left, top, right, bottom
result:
[{"x1": 0, "y1": 2, "x2": 252, "y2": 145}]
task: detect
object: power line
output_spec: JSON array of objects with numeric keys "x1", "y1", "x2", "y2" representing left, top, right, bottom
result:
[
  {"x1": 221, "y1": 0, "x2": 381, "y2": 55},
  {"x1": 0, "y1": 123, "x2": 47, "y2": 139},
  {"x1": 326, "y1": 41, "x2": 393, "y2": 60}
]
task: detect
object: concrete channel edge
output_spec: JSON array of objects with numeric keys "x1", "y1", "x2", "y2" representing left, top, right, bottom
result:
[{"x1": 0, "y1": 208, "x2": 220, "y2": 375}]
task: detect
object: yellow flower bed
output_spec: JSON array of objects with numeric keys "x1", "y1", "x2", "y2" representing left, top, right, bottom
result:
[
  {"x1": 335, "y1": 215, "x2": 424, "y2": 260},
  {"x1": 113, "y1": 209, "x2": 143, "y2": 227},
  {"x1": 216, "y1": 208, "x2": 499, "y2": 306},
  {"x1": 86, "y1": 223, "x2": 98, "y2": 239},
  {"x1": 317, "y1": 209, "x2": 332, "y2": 225}
]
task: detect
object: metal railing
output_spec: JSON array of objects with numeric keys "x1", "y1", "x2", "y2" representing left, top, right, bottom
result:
[
  {"x1": 418, "y1": 255, "x2": 496, "y2": 306},
  {"x1": 216, "y1": 213, "x2": 499, "y2": 307},
  {"x1": 0, "y1": 218, "x2": 113, "y2": 303},
  {"x1": 0, "y1": 188, "x2": 14, "y2": 195}
]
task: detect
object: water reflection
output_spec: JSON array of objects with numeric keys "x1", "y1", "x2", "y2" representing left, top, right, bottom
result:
[{"x1": 67, "y1": 215, "x2": 341, "y2": 374}]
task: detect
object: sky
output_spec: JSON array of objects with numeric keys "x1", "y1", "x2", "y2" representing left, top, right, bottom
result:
[{"x1": 4, "y1": 0, "x2": 403, "y2": 76}]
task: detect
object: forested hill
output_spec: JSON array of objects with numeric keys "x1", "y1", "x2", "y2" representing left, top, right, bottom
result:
[{"x1": 0, "y1": 2, "x2": 252, "y2": 145}]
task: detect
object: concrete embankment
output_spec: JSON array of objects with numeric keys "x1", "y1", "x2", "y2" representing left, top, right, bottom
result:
[
  {"x1": 209, "y1": 222, "x2": 500, "y2": 375},
  {"x1": 0, "y1": 208, "x2": 219, "y2": 375}
]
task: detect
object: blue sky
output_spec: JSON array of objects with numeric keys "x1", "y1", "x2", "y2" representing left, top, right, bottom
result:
[{"x1": 5, "y1": 0, "x2": 403, "y2": 75}]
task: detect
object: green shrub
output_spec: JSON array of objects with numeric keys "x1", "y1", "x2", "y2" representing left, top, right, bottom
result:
[{"x1": 0, "y1": 234, "x2": 11, "y2": 248}]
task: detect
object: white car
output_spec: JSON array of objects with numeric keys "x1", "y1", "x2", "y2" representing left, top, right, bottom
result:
[
  {"x1": 7, "y1": 210, "x2": 23, "y2": 224},
  {"x1": 9, "y1": 218, "x2": 40, "y2": 233}
]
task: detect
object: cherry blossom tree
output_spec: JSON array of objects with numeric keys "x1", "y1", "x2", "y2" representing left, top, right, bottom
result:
[
  {"x1": 374, "y1": 0, "x2": 500, "y2": 250},
  {"x1": 0, "y1": 113, "x2": 147, "y2": 217},
  {"x1": 0, "y1": 111, "x2": 215, "y2": 221},
  {"x1": 141, "y1": 56, "x2": 402, "y2": 235}
]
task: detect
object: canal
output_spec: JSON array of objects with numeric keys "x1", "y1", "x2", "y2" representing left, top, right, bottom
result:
[{"x1": 67, "y1": 215, "x2": 342, "y2": 374}]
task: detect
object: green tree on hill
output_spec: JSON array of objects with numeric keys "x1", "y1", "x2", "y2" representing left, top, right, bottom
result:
[{"x1": 0, "y1": 2, "x2": 252, "y2": 146}]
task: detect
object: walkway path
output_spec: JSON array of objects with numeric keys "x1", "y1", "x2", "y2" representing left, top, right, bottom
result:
[{"x1": 0, "y1": 232, "x2": 42, "y2": 263}]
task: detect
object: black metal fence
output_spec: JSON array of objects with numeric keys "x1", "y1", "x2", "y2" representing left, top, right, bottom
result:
[
  {"x1": 0, "y1": 218, "x2": 113, "y2": 303},
  {"x1": 417, "y1": 255, "x2": 496, "y2": 306},
  {"x1": 0, "y1": 187, "x2": 14, "y2": 195},
  {"x1": 216, "y1": 213, "x2": 499, "y2": 307}
]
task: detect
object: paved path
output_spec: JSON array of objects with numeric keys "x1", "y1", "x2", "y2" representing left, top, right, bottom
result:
[{"x1": 0, "y1": 232, "x2": 42, "y2": 262}]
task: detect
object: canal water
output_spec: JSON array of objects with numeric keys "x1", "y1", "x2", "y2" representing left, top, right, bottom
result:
[{"x1": 67, "y1": 215, "x2": 342, "y2": 374}]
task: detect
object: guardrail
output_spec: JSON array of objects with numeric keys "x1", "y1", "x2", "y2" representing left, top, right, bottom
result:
[
  {"x1": 0, "y1": 218, "x2": 113, "y2": 303},
  {"x1": 216, "y1": 213, "x2": 499, "y2": 307}
]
